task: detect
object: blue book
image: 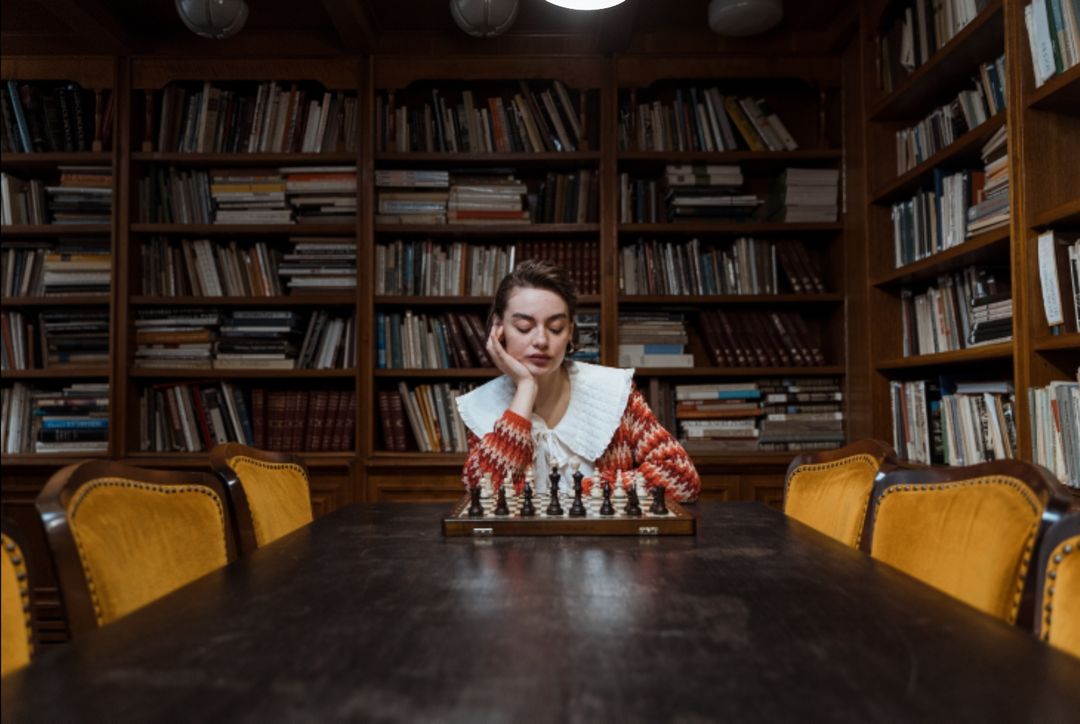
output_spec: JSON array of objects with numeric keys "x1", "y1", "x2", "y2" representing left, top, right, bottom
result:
[
  {"x1": 376, "y1": 312, "x2": 386, "y2": 368},
  {"x1": 389, "y1": 312, "x2": 403, "y2": 369},
  {"x1": 41, "y1": 418, "x2": 109, "y2": 430},
  {"x1": 231, "y1": 386, "x2": 256, "y2": 445},
  {"x1": 6, "y1": 81, "x2": 32, "y2": 153}
]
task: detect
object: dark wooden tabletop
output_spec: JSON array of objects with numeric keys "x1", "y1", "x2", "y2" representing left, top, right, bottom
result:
[{"x1": 3, "y1": 503, "x2": 1079, "y2": 723}]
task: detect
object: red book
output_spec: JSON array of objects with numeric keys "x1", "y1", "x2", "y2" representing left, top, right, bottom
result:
[
  {"x1": 378, "y1": 391, "x2": 395, "y2": 451},
  {"x1": 305, "y1": 391, "x2": 328, "y2": 452},
  {"x1": 190, "y1": 386, "x2": 214, "y2": 450},
  {"x1": 321, "y1": 392, "x2": 342, "y2": 452},
  {"x1": 341, "y1": 391, "x2": 356, "y2": 452}
]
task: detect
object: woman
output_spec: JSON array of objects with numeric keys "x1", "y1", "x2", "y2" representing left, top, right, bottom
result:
[{"x1": 456, "y1": 259, "x2": 700, "y2": 502}]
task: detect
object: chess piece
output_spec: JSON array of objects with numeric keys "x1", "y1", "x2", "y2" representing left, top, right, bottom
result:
[
  {"x1": 599, "y1": 480, "x2": 615, "y2": 516},
  {"x1": 650, "y1": 485, "x2": 669, "y2": 515},
  {"x1": 494, "y1": 484, "x2": 510, "y2": 516},
  {"x1": 480, "y1": 472, "x2": 494, "y2": 501},
  {"x1": 634, "y1": 472, "x2": 647, "y2": 501},
  {"x1": 521, "y1": 479, "x2": 536, "y2": 517},
  {"x1": 546, "y1": 460, "x2": 564, "y2": 516},
  {"x1": 568, "y1": 459, "x2": 587, "y2": 517},
  {"x1": 468, "y1": 486, "x2": 484, "y2": 517},
  {"x1": 625, "y1": 485, "x2": 643, "y2": 516},
  {"x1": 613, "y1": 470, "x2": 627, "y2": 501}
]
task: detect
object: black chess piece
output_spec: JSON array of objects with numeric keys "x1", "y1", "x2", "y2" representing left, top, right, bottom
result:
[
  {"x1": 468, "y1": 486, "x2": 484, "y2": 517},
  {"x1": 494, "y1": 485, "x2": 510, "y2": 516},
  {"x1": 546, "y1": 468, "x2": 563, "y2": 516},
  {"x1": 521, "y1": 482, "x2": 536, "y2": 517},
  {"x1": 650, "y1": 486, "x2": 669, "y2": 515},
  {"x1": 625, "y1": 486, "x2": 642, "y2": 517},
  {"x1": 599, "y1": 481, "x2": 615, "y2": 516},
  {"x1": 568, "y1": 468, "x2": 586, "y2": 517}
]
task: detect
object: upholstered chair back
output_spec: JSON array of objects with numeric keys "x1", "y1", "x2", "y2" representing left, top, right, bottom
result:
[
  {"x1": 1035, "y1": 511, "x2": 1080, "y2": 659},
  {"x1": 35, "y1": 462, "x2": 235, "y2": 635},
  {"x1": 783, "y1": 439, "x2": 897, "y2": 548},
  {"x1": 864, "y1": 460, "x2": 1072, "y2": 624},
  {"x1": 1, "y1": 517, "x2": 35, "y2": 677},
  {"x1": 210, "y1": 443, "x2": 313, "y2": 554}
]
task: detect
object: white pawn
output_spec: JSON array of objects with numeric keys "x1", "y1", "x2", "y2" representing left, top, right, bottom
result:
[
  {"x1": 613, "y1": 470, "x2": 627, "y2": 501},
  {"x1": 524, "y1": 466, "x2": 535, "y2": 494},
  {"x1": 480, "y1": 472, "x2": 494, "y2": 501},
  {"x1": 504, "y1": 474, "x2": 516, "y2": 500},
  {"x1": 590, "y1": 472, "x2": 604, "y2": 500},
  {"x1": 635, "y1": 471, "x2": 648, "y2": 500}
]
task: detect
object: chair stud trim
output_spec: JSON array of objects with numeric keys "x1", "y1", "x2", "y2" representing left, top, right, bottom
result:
[
  {"x1": 1041, "y1": 535, "x2": 1079, "y2": 642},
  {"x1": 229, "y1": 456, "x2": 310, "y2": 483},
  {"x1": 1, "y1": 532, "x2": 35, "y2": 656}
]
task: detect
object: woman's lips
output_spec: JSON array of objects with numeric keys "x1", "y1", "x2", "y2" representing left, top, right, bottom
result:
[{"x1": 527, "y1": 355, "x2": 551, "y2": 364}]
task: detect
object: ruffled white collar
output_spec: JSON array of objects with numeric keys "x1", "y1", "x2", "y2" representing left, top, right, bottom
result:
[{"x1": 455, "y1": 361, "x2": 635, "y2": 462}]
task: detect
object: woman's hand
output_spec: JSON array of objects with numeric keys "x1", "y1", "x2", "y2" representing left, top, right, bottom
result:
[{"x1": 487, "y1": 324, "x2": 534, "y2": 387}]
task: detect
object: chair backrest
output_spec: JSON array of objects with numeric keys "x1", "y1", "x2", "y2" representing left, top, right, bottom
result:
[
  {"x1": 783, "y1": 439, "x2": 898, "y2": 548},
  {"x1": 863, "y1": 460, "x2": 1073, "y2": 624},
  {"x1": 1, "y1": 516, "x2": 35, "y2": 677},
  {"x1": 210, "y1": 442, "x2": 313, "y2": 554},
  {"x1": 35, "y1": 461, "x2": 236, "y2": 636},
  {"x1": 1034, "y1": 509, "x2": 1080, "y2": 659}
]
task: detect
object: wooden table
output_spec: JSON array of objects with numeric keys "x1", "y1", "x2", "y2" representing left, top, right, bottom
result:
[{"x1": 3, "y1": 503, "x2": 1079, "y2": 722}]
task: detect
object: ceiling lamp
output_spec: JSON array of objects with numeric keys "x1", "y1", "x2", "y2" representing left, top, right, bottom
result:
[
  {"x1": 450, "y1": 0, "x2": 520, "y2": 37},
  {"x1": 175, "y1": 0, "x2": 249, "y2": 40},
  {"x1": 708, "y1": 0, "x2": 783, "y2": 37},
  {"x1": 544, "y1": 0, "x2": 627, "y2": 9}
]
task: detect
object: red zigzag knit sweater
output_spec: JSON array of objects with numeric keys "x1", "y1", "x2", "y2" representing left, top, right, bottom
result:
[{"x1": 462, "y1": 388, "x2": 701, "y2": 502}]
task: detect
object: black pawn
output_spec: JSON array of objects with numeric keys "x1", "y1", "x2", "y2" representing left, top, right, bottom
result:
[
  {"x1": 494, "y1": 486, "x2": 510, "y2": 516},
  {"x1": 625, "y1": 486, "x2": 642, "y2": 517},
  {"x1": 568, "y1": 469, "x2": 587, "y2": 517},
  {"x1": 599, "y1": 481, "x2": 615, "y2": 516},
  {"x1": 546, "y1": 468, "x2": 563, "y2": 516},
  {"x1": 468, "y1": 486, "x2": 484, "y2": 517},
  {"x1": 649, "y1": 486, "x2": 669, "y2": 515},
  {"x1": 521, "y1": 482, "x2": 536, "y2": 517}
]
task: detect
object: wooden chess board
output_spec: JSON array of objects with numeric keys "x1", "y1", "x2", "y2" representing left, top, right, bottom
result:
[{"x1": 442, "y1": 491, "x2": 696, "y2": 537}]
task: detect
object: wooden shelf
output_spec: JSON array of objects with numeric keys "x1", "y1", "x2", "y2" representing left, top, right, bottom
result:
[
  {"x1": 870, "y1": 113, "x2": 1006, "y2": 204},
  {"x1": 1026, "y1": 64, "x2": 1080, "y2": 113},
  {"x1": 120, "y1": 452, "x2": 353, "y2": 468},
  {"x1": 876, "y1": 343, "x2": 1013, "y2": 371},
  {"x1": 374, "y1": 223, "x2": 598, "y2": 236},
  {"x1": 0, "y1": 453, "x2": 111, "y2": 468},
  {"x1": 0, "y1": 152, "x2": 113, "y2": 169},
  {"x1": 632, "y1": 366, "x2": 845, "y2": 377},
  {"x1": 1, "y1": 225, "x2": 111, "y2": 237},
  {"x1": 130, "y1": 294, "x2": 356, "y2": 306},
  {"x1": 132, "y1": 152, "x2": 358, "y2": 165},
  {"x1": 367, "y1": 452, "x2": 466, "y2": 468},
  {"x1": 128, "y1": 368, "x2": 356, "y2": 379},
  {"x1": 619, "y1": 222, "x2": 842, "y2": 235},
  {"x1": 618, "y1": 294, "x2": 842, "y2": 305},
  {"x1": 375, "y1": 151, "x2": 600, "y2": 166},
  {"x1": 869, "y1": 0, "x2": 1004, "y2": 120},
  {"x1": 617, "y1": 149, "x2": 841, "y2": 167},
  {"x1": 691, "y1": 452, "x2": 796, "y2": 467},
  {"x1": 130, "y1": 224, "x2": 355, "y2": 235},
  {"x1": 374, "y1": 294, "x2": 600, "y2": 306},
  {"x1": 1, "y1": 367, "x2": 110, "y2": 380},
  {"x1": 1031, "y1": 197, "x2": 1080, "y2": 229},
  {"x1": 373, "y1": 368, "x2": 499, "y2": 379},
  {"x1": 1, "y1": 295, "x2": 110, "y2": 307},
  {"x1": 1033, "y1": 333, "x2": 1080, "y2": 353},
  {"x1": 871, "y1": 227, "x2": 1011, "y2": 287}
]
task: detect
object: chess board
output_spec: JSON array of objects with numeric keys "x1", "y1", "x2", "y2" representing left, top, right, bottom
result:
[{"x1": 442, "y1": 491, "x2": 695, "y2": 537}]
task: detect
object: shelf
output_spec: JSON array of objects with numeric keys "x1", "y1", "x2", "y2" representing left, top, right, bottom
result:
[
  {"x1": 1031, "y1": 197, "x2": 1080, "y2": 229},
  {"x1": 374, "y1": 223, "x2": 599, "y2": 236},
  {"x1": 367, "y1": 452, "x2": 466, "y2": 468},
  {"x1": 0, "y1": 152, "x2": 113, "y2": 169},
  {"x1": 128, "y1": 368, "x2": 356, "y2": 379},
  {"x1": 1033, "y1": 333, "x2": 1080, "y2": 353},
  {"x1": 618, "y1": 294, "x2": 842, "y2": 305},
  {"x1": 869, "y1": 0, "x2": 1004, "y2": 121},
  {"x1": 617, "y1": 149, "x2": 841, "y2": 167},
  {"x1": 876, "y1": 342, "x2": 1013, "y2": 370},
  {"x1": 131, "y1": 152, "x2": 358, "y2": 165},
  {"x1": 375, "y1": 294, "x2": 600, "y2": 306},
  {"x1": 1027, "y1": 64, "x2": 1080, "y2": 113},
  {"x1": 0, "y1": 453, "x2": 111, "y2": 468},
  {"x1": 374, "y1": 368, "x2": 498, "y2": 379},
  {"x1": 131, "y1": 294, "x2": 356, "y2": 306},
  {"x1": 130, "y1": 224, "x2": 355, "y2": 235},
  {"x1": 375, "y1": 151, "x2": 600, "y2": 166},
  {"x1": 1, "y1": 367, "x2": 111, "y2": 380},
  {"x1": 120, "y1": 452, "x2": 353, "y2": 468},
  {"x1": 1, "y1": 225, "x2": 111, "y2": 237},
  {"x1": 619, "y1": 222, "x2": 842, "y2": 235},
  {"x1": 1, "y1": 295, "x2": 110, "y2": 307},
  {"x1": 871, "y1": 227, "x2": 1010, "y2": 287},
  {"x1": 691, "y1": 452, "x2": 797, "y2": 467},
  {"x1": 632, "y1": 366, "x2": 845, "y2": 377},
  {"x1": 870, "y1": 113, "x2": 1006, "y2": 204}
]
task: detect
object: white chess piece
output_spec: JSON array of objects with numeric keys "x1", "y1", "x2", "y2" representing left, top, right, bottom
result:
[
  {"x1": 613, "y1": 470, "x2": 627, "y2": 500},
  {"x1": 480, "y1": 472, "x2": 494, "y2": 500},
  {"x1": 635, "y1": 471, "x2": 647, "y2": 500},
  {"x1": 524, "y1": 466, "x2": 535, "y2": 493},
  {"x1": 590, "y1": 471, "x2": 604, "y2": 500},
  {"x1": 504, "y1": 473, "x2": 516, "y2": 499}
]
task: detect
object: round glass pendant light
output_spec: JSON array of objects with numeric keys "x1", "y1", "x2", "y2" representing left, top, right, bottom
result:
[{"x1": 544, "y1": 0, "x2": 627, "y2": 10}]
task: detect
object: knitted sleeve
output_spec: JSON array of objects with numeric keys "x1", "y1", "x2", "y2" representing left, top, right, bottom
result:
[
  {"x1": 461, "y1": 410, "x2": 534, "y2": 491},
  {"x1": 596, "y1": 389, "x2": 701, "y2": 502}
]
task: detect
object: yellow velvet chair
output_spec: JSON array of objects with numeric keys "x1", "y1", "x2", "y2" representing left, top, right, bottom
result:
[
  {"x1": 2, "y1": 517, "x2": 35, "y2": 677},
  {"x1": 1035, "y1": 510, "x2": 1080, "y2": 659},
  {"x1": 783, "y1": 439, "x2": 897, "y2": 548},
  {"x1": 862, "y1": 460, "x2": 1073, "y2": 625},
  {"x1": 210, "y1": 443, "x2": 314, "y2": 555},
  {"x1": 35, "y1": 461, "x2": 236, "y2": 636}
]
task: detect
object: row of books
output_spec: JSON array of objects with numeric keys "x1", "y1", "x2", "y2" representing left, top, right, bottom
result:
[
  {"x1": 375, "y1": 239, "x2": 599, "y2": 297},
  {"x1": 1029, "y1": 380, "x2": 1080, "y2": 489},
  {"x1": 1, "y1": 81, "x2": 112, "y2": 153},
  {"x1": 2, "y1": 239, "x2": 111, "y2": 296},
  {"x1": 618, "y1": 313, "x2": 690, "y2": 367},
  {"x1": 1036, "y1": 230, "x2": 1080, "y2": 331},
  {"x1": 895, "y1": 54, "x2": 1006, "y2": 175},
  {"x1": 572, "y1": 310, "x2": 600, "y2": 364},
  {"x1": 764, "y1": 168, "x2": 840, "y2": 223},
  {"x1": 151, "y1": 81, "x2": 359, "y2": 154},
  {"x1": 619, "y1": 237, "x2": 826, "y2": 297},
  {"x1": 1, "y1": 309, "x2": 109, "y2": 370},
  {"x1": 1025, "y1": 0, "x2": 1080, "y2": 87},
  {"x1": 141, "y1": 384, "x2": 356, "y2": 453},
  {"x1": 377, "y1": 81, "x2": 585, "y2": 153},
  {"x1": 376, "y1": 311, "x2": 492, "y2": 370},
  {"x1": 140, "y1": 236, "x2": 356, "y2": 296},
  {"x1": 377, "y1": 382, "x2": 475, "y2": 453},
  {"x1": 2, "y1": 382, "x2": 109, "y2": 454},
  {"x1": 901, "y1": 265, "x2": 1012, "y2": 356},
  {"x1": 618, "y1": 90, "x2": 798, "y2": 152},
  {"x1": 698, "y1": 309, "x2": 827, "y2": 368},
  {"x1": 1, "y1": 167, "x2": 112, "y2": 225},
  {"x1": 879, "y1": 0, "x2": 990, "y2": 92},
  {"x1": 619, "y1": 167, "x2": 759, "y2": 224},
  {"x1": 890, "y1": 378, "x2": 1017, "y2": 466},
  {"x1": 135, "y1": 309, "x2": 354, "y2": 370}
]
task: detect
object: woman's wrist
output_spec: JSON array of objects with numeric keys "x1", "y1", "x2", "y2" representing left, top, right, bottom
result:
[{"x1": 508, "y1": 378, "x2": 538, "y2": 418}]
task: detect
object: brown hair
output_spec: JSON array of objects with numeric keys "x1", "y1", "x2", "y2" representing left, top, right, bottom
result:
[{"x1": 489, "y1": 259, "x2": 579, "y2": 353}]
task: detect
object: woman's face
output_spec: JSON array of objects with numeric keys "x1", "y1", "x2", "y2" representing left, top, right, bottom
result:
[{"x1": 498, "y1": 287, "x2": 573, "y2": 377}]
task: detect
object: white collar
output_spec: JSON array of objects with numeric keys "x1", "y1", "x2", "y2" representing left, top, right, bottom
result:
[{"x1": 455, "y1": 361, "x2": 635, "y2": 462}]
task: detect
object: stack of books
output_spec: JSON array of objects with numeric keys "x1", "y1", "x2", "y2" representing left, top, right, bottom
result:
[
  {"x1": 618, "y1": 312, "x2": 692, "y2": 367},
  {"x1": 210, "y1": 169, "x2": 291, "y2": 224},
  {"x1": 900, "y1": 265, "x2": 1012, "y2": 356},
  {"x1": 278, "y1": 237, "x2": 356, "y2": 292},
  {"x1": 375, "y1": 169, "x2": 450, "y2": 224},
  {"x1": 447, "y1": 174, "x2": 528, "y2": 224},
  {"x1": 46, "y1": 166, "x2": 112, "y2": 224},
  {"x1": 2, "y1": 381, "x2": 109, "y2": 454},
  {"x1": 378, "y1": 382, "x2": 474, "y2": 452},
  {"x1": 758, "y1": 378, "x2": 845, "y2": 451},
  {"x1": 134, "y1": 308, "x2": 220, "y2": 368},
  {"x1": 570, "y1": 309, "x2": 600, "y2": 363},
  {"x1": 375, "y1": 310, "x2": 491, "y2": 369},
  {"x1": 140, "y1": 237, "x2": 283, "y2": 296},
  {"x1": 1, "y1": 309, "x2": 109, "y2": 370},
  {"x1": 282, "y1": 166, "x2": 357, "y2": 224},
  {"x1": 891, "y1": 165, "x2": 994, "y2": 266},
  {"x1": 966, "y1": 125, "x2": 1009, "y2": 236},
  {"x1": 674, "y1": 382, "x2": 763, "y2": 454},
  {"x1": 662, "y1": 164, "x2": 759, "y2": 223},
  {"x1": 766, "y1": 168, "x2": 839, "y2": 223},
  {"x1": 1029, "y1": 380, "x2": 1079, "y2": 489},
  {"x1": 2, "y1": 239, "x2": 111, "y2": 296},
  {"x1": 698, "y1": 309, "x2": 826, "y2": 367},
  {"x1": 1024, "y1": 0, "x2": 1080, "y2": 88}
]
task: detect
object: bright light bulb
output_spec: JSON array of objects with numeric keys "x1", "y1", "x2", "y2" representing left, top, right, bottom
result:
[{"x1": 544, "y1": 0, "x2": 626, "y2": 10}]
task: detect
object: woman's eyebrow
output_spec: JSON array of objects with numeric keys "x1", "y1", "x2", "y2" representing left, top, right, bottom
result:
[{"x1": 510, "y1": 312, "x2": 568, "y2": 323}]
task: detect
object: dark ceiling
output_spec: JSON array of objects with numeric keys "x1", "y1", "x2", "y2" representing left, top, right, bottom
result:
[{"x1": 1, "y1": 0, "x2": 855, "y2": 57}]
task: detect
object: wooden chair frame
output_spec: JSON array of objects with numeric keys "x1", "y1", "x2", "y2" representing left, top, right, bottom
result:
[
  {"x1": 35, "y1": 461, "x2": 236, "y2": 636},
  {"x1": 209, "y1": 442, "x2": 311, "y2": 556},
  {"x1": 2, "y1": 515, "x2": 37, "y2": 662},
  {"x1": 1034, "y1": 508, "x2": 1080, "y2": 642}
]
